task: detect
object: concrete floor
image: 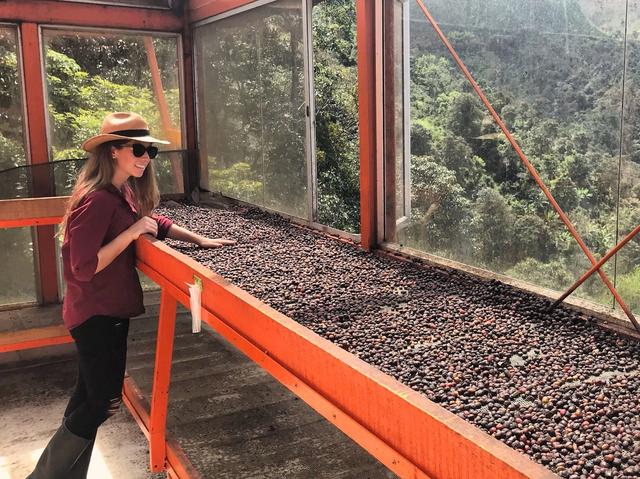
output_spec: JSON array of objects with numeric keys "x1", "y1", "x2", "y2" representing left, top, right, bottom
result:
[
  {"x1": 0, "y1": 356, "x2": 164, "y2": 479},
  {"x1": 0, "y1": 297, "x2": 396, "y2": 479}
]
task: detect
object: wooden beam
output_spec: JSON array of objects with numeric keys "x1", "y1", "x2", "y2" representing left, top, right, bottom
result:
[
  {"x1": 0, "y1": 196, "x2": 68, "y2": 224},
  {"x1": 20, "y1": 23, "x2": 59, "y2": 304},
  {"x1": 182, "y1": 19, "x2": 198, "y2": 194},
  {"x1": 189, "y1": 0, "x2": 302, "y2": 24},
  {"x1": 0, "y1": 324, "x2": 71, "y2": 353},
  {"x1": 122, "y1": 375, "x2": 203, "y2": 479},
  {"x1": 0, "y1": 1, "x2": 182, "y2": 32},
  {"x1": 356, "y1": 0, "x2": 380, "y2": 250}
]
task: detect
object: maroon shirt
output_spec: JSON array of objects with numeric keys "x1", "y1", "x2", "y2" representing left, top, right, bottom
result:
[{"x1": 61, "y1": 185, "x2": 173, "y2": 330}]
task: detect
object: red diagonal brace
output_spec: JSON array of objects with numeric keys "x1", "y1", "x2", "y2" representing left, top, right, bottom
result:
[
  {"x1": 548, "y1": 224, "x2": 640, "y2": 318},
  {"x1": 414, "y1": 0, "x2": 639, "y2": 333}
]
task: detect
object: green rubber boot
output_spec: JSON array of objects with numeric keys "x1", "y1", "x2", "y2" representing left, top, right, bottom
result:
[{"x1": 26, "y1": 422, "x2": 93, "y2": 479}]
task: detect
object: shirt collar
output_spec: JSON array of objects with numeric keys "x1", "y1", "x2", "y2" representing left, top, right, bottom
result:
[{"x1": 104, "y1": 184, "x2": 138, "y2": 214}]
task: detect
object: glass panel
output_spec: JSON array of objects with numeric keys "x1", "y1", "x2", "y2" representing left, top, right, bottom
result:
[
  {"x1": 195, "y1": 1, "x2": 308, "y2": 219},
  {"x1": 384, "y1": 0, "x2": 410, "y2": 242},
  {"x1": 42, "y1": 29, "x2": 183, "y2": 195},
  {"x1": 387, "y1": 1, "x2": 625, "y2": 308},
  {"x1": 312, "y1": 0, "x2": 360, "y2": 232},
  {"x1": 0, "y1": 26, "x2": 37, "y2": 306},
  {"x1": 618, "y1": 0, "x2": 640, "y2": 316},
  {"x1": 0, "y1": 26, "x2": 29, "y2": 198},
  {"x1": 0, "y1": 228, "x2": 37, "y2": 304}
]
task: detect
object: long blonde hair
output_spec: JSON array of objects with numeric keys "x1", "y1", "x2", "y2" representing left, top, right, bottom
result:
[{"x1": 60, "y1": 140, "x2": 160, "y2": 237}]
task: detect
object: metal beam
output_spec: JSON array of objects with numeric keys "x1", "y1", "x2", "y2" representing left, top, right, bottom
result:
[
  {"x1": 356, "y1": 0, "x2": 380, "y2": 250},
  {"x1": 0, "y1": 1, "x2": 182, "y2": 32},
  {"x1": 181, "y1": 20, "x2": 198, "y2": 195},
  {"x1": 149, "y1": 289, "x2": 178, "y2": 472},
  {"x1": 20, "y1": 22, "x2": 60, "y2": 305}
]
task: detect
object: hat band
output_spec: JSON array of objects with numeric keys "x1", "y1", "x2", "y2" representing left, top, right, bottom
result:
[{"x1": 108, "y1": 128, "x2": 150, "y2": 137}]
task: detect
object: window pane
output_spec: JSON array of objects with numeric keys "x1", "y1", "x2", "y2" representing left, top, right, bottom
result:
[
  {"x1": 313, "y1": 0, "x2": 360, "y2": 233},
  {"x1": 617, "y1": 1, "x2": 640, "y2": 316},
  {"x1": 195, "y1": 1, "x2": 308, "y2": 219},
  {"x1": 0, "y1": 228, "x2": 36, "y2": 304},
  {"x1": 387, "y1": 1, "x2": 624, "y2": 309},
  {"x1": 0, "y1": 26, "x2": 29, "y2": 198},
  {"x1": 0, "y1": 26, "x2": 36, "y2": 305},
  {"x1": 42, "y1": 29, "x2": 184, "y2": 195}
]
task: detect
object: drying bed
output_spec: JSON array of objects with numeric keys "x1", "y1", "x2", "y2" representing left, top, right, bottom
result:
[{"x1": 157, "y1": 203, "x2": 640, "y2": 479}]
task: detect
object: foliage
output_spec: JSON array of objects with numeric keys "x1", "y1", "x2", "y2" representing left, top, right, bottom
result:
[
  {"x1": 397, "y1": 0, "x2": 640, "y2": 309},
  {"x1": 208, "y1": 160, "x2": 262, "y2": 205},
  {"x1": 313, "y1": 0, "x2": 360, "y2": 232}
]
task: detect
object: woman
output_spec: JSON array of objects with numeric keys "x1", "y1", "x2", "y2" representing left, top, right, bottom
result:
[{"x1": 28, "y1": 112, "x2": 235, "y2": 479}]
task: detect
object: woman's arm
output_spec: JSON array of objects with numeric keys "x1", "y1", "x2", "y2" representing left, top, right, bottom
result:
[
  {"x1": 95, "y1": 217, "x2": 158, "y2": 274},
  {"x1": 165, "y1": 223, "x2": 236, "y2": 248}
]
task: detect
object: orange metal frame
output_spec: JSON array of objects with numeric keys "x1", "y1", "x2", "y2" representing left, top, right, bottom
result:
[
  {"x1": 135, "y1": 236, "x2": 557, "y2": 479},
  {"x1": 356, "y1": 0, "x2": 381, "y2": 250},
  {"x1": 143, "y1": 37, "x2": 185, "y2": 193},
  {"x1": 21, "y1": 22, "x2": 59, "y2": 304},
  {"x1": 187, "y1": 0, "x2": 258, "y2": 23},
  {"x1": 1, "y1": 1, "x2": 624, "y2": 478},
  {"x1": 414, "y1": 0, "x2": 640, "y2": 333},
  {"x1": 0, "y1": 1, "x2": 182, "y2": 31},
  {"x1": 1, "y1": 196, "x2": 559, "y2": 478}
]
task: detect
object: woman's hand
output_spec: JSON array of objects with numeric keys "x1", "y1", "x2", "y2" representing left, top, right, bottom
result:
[
  {"x1": 197, "y1": 237, "x2": 237, "y2": 248},
  {"x1": 127, "y1": 216, "x2": 158, "y2": 241}
]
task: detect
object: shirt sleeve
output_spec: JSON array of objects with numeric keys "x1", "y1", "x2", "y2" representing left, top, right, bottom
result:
[
  {"x1": 68, "y1": 192, "x2": 116, "y2": 282},
  {"x1": 152, "y1": 214, "x2": 173, "y2": 241}
]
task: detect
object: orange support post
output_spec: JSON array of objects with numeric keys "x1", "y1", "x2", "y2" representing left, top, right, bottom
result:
[
  {"x1": 20, "y1": 22, "x2": 59, "y2": 305},
  {"x1": 413, "y1": 0, "x2": 640, "y2": 333},
  {"x1": 356, "y1": 0, "x2": 381, "y2": 250},
  {"x1": 149, "y1": 288, "x2": 178, "y2": 473},
  {"x1": 123, "y1": 374, "x2": 203, "y2": 479},
  {"x1": 182, "y1": 20, "x2": 198, "y2": 194}
]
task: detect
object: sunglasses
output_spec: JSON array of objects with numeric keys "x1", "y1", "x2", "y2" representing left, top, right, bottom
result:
[{"x1": 127, "y1": 143, "x2": 159, "y2": 159}]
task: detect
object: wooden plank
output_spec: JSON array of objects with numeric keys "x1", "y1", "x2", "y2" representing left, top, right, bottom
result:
[
  {"x1": 0, "y1": 324, "x2": 71, "y2": 352},
  {"x1": 0, "y1": 196, "x2": 68, "y2": 223},
  {"x1": 0, "y1": 1, "x2": 182, "y2": 32},
  {"x1": 188, "y1": 0, "x2": 296, "y2": 24}
]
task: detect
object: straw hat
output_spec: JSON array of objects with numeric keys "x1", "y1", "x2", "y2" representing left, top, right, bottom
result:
[{"x1": 81, "y1": 112, "x2": 170, "y2": 152}]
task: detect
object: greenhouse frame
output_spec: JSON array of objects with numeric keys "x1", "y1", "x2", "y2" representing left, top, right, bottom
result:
[{"x1": 1, "y1": 1, "x2": 639, "y2": 478}]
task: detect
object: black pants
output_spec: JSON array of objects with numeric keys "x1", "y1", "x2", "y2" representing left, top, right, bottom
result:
[{"x1": 64, "y1": 315, "x2": 130, "y2": 440}]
